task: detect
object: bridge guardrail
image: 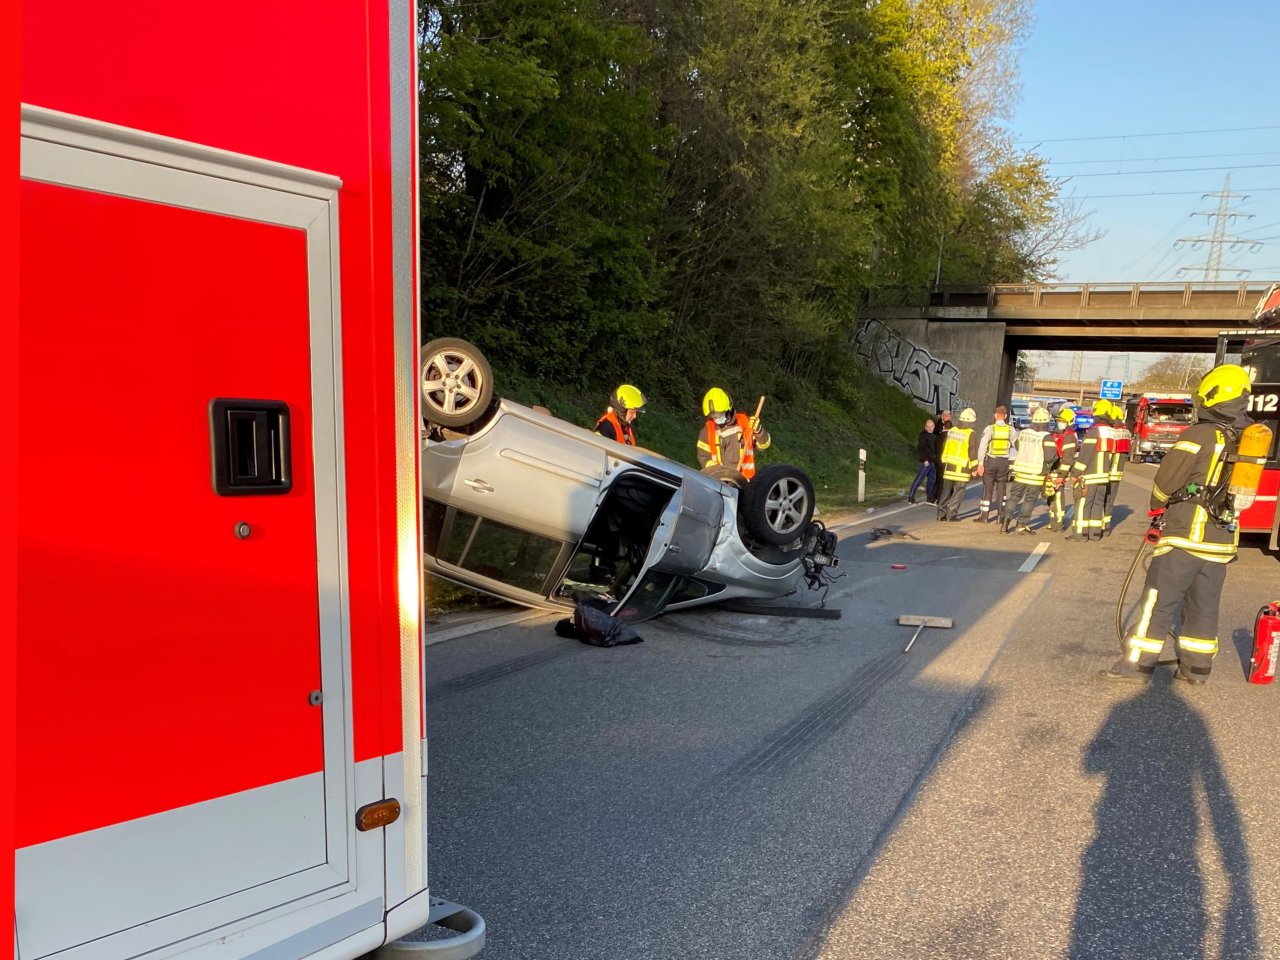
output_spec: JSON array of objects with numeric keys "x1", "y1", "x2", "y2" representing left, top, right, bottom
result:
[{"x1": 869, "y1": 281, "x2": 1275, "y2": 311}]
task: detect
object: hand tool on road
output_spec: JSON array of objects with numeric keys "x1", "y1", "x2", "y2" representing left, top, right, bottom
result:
[{"x1": 898, "y1": 614, "x2": 954, "y2": 653}]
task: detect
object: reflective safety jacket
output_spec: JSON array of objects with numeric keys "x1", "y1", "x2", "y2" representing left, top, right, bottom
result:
[
  {"x1": 1072, "y1": 424, "x2": 1113, "y2": 485},
  {"x1": 697, "y1": 412, "x2": 771, "y2": 479},
  {"x1": 977, "y1": 422, "x2": 1017, "y2": 462},
  {"x1": 940, "y1": 426, "x2": 980, "y2": 481},
  {"x1": 1054, "y1": 428, "x2": 1078, "y2": 480},
  {"x1": 1150, "y1": 421, "x2": 1240, "y2": 563},
  {"x1": 1109, "y1": 424, "x2": 1131, "y2": 482},
  {"x1": 595, "y1": 409, "x2": 636, "y2": 445},
  {"x1": 1012, "y1": 428, "x2": 1058, "y2": 484}
]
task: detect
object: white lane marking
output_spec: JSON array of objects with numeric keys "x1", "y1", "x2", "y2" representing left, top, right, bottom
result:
[
  {"x1": 829, "y1": 482, "x2": 982, "y2": 533},
  {"x1": 425, "y1": 608, "x2": 557, "y2": 646},
  {"x1": 1018, "y1": 541, "x2": 1050, "y2": 573}
]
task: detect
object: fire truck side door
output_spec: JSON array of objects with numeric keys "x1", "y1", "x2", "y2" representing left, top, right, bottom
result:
[{"x1": 17, "y1": 111, "x2": 356, "y2": 960}]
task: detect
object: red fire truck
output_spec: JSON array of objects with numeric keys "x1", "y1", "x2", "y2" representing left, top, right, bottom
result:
[
  {"x1": 1122, "y1": 392, "x2": 1195, "y2": 463},
  {"x1": 18, "y1": 3, "x2": 482, "y2": 960},
  {"x1": 1217, "y1": 282, "x2": 1280, "y2": 551}
]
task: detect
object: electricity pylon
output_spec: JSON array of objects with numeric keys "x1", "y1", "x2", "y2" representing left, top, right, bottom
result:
[{"x1": 1174, "y1": 174, "x2": 1262, "y2": 280}]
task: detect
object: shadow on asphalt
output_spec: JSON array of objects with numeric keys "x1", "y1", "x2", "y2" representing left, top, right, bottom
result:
[
  {"x1": 1070, "y1": 670, "x2": 1259, "y2": 960},
  {"x1": 1230, "y1": 626, "x2": 1255, "y2": 682}
]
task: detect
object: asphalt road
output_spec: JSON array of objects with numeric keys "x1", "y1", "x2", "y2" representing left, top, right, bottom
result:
[{"x1": 422, "y1": 464, "x2": 1280, "y2": 960}]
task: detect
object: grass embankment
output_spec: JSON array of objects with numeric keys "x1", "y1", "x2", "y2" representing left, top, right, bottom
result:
[{"x1": 426, "y1": 364, "x2": 930, "y2": 615}]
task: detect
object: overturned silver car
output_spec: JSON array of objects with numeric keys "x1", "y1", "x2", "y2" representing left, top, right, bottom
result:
[{"x1": 421, "y1": 338, "x2": 839, "y2": 622}]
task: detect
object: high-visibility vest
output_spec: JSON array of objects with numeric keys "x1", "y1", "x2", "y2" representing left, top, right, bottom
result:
[
  {"x1": 940, "y1": 427, "x2": 974, "y2": 478},
  {"x1": 988, "y1": 422, "x2": 1013, "y2": 458},
  {"x1": 595, "y1": 409, "x2": 635, "y2": 445},
  {"x1": 704, "y1": 413, "x2": 758, "y2": 478},
  {"x1": 1012, "y1": 429, "x2": 1050, "y2": 482}
]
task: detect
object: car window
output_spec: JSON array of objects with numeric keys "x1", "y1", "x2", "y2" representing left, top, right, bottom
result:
[
  {"x1": 443, "y1": 511, "x2": 563, "y2": 593},
  {"x1": 612, "y1": 570, "x2": 685, "y2": 622}
]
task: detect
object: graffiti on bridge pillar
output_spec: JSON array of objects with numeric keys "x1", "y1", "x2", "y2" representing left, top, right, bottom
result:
[{"x1": 853, "y1": 319, "x2": 971, "y2": 413}]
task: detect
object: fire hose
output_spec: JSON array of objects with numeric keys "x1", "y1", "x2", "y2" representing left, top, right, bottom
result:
[{"x1": 1113, "y1": 510, "x2": 1180, "y2": 664}]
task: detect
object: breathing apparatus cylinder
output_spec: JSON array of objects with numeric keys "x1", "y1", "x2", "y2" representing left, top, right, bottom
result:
[{"x1": 1227, "y1": 422, "x2": 1274, "y2": 512}]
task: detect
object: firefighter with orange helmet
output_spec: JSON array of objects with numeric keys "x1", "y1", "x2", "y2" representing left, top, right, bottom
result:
[
  {"x1": 697, "y1": 387, "x2": 770, "y2": 479},
  {"x1": 1103, "y1": 364, "x2": 1257, "y2": 685},
  {"x1": 595, "y1": 384, "x2": 645, "y2": 445}
]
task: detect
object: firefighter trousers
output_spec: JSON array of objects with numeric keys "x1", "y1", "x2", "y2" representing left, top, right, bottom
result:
[
  {"x1": 1102, "y1": 480, "x2": 1119, "y2": 532},
  {"x1": 1122, "y1": 547, "x2": 1226, "y2": 680},
  {"x1": 1007, "y1": 479, "x2": 1043, "y2": 525},
  {"x1": 979, "y1": 458, "x2": 1010, "y2": 518},
  {"x1": 1073, "y1": 482, "x2": 1108, "y2": 536},
  {"x1": 936, "y1": 477, "x2": 969, "y2": 520}
]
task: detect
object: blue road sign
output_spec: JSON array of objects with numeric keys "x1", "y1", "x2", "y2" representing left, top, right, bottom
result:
[{"x1": 1100, "y1": 379, "x2": 1123, "y2": 400}]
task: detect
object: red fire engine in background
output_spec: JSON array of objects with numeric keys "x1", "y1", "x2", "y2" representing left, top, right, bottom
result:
[
  {"x1": 1217, "y1": 283, "x2": 1280, "y2": 552},
  {"x1": 1123, "y1": 392, "x2": 1195, "y2": 462},
  {"x1": 18, "y1": 3, "x2": 482, "y2": 960}
]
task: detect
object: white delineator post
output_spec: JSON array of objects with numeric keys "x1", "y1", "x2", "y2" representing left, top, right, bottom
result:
[{"x1": 858, "y1": 448, "x2": 866, "y2": 503}]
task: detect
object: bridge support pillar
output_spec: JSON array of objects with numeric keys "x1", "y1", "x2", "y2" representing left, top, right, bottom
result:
[{"x1": 853, "y1": 313, "x2": 1010, "y2": 418}]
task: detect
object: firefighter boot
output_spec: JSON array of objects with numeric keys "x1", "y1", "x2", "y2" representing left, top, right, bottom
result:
[
  {"x1": 1098, "y1": 659, "x2": 1154, "y2": 684},
  {"x1": 1175, "y1": 662, "x2": 1209, "y2": 686}
]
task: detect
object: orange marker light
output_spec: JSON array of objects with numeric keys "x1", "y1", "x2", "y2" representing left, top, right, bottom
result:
[{"x1": 356, "y1": 799, "x2": 402, "y2": 831}]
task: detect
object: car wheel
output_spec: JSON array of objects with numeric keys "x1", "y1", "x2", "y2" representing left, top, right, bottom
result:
[
  {"x1": 703, "y1": 464, "x2": 747, "y2": 490},
  {"x1": 741, "y1": 464, "x2": 815, "y2": 546},
  {"x1": 421, "y1": 337, "x2": 494, "y2": 429}
]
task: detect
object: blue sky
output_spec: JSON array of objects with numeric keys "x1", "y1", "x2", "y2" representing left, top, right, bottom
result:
[{"x1": 1010, "y1": 0, "x2": 1279, "y2": 377}]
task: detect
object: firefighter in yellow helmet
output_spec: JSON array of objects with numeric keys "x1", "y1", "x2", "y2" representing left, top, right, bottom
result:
[
  {"x1": 697, "y1": 387, "x2": 770, "y2": 479},
  {"x1": 1065, "y1": 399, "x2": 1114, "y2": 542},
  {"x1": 1044, "y1": 405, "x2": 1079, "y2": 532},
  {"x1": 1103, "y1": 364, "x2": 1255, "y2": 685},
  {"x1": 595, "y1": 384, "x2": 645, "y2": 445},
  {"x1": 936, "y1": 408, "x2": 980, "y2": 521}
]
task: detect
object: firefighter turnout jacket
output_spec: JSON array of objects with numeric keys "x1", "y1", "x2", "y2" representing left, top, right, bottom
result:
[
  {"x1": 940, "y1": 426, "x2": 980, "y2": 481},
  {"x1": 1071, "y1": 423, "x2": 1113, "y2": 487},
  {"x1": 698, "y1": 413, "x2": 770, "y2": 479},
  {"x1": 1150, "y1": 420, "x2": 1241, "y2": 563}
]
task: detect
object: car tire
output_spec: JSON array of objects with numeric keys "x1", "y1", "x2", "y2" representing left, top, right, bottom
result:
[
  {"x1": 703, "y1": 464, "x2": 747, "y2": 490},
  {"x1": 741, "y1": 464, "x2": 815, "y2": 546},
  {"x1": 421, "y1": 337, "x2": 495, "y2": 429}
]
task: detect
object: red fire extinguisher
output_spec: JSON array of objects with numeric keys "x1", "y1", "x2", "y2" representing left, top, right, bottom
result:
[{"x1": 1250, "y1": 601, "x2": 1280, "y2": 685}]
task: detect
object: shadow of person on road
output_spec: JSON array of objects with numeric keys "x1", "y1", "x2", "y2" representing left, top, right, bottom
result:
[{"x1": 1070, "y1": 670, "x2": 1260, "y2": 960}]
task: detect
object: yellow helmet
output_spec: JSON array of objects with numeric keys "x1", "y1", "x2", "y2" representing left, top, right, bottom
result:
[
  {"x1": 1092, "y1": 399, "x2": 1112, "y2": 419},
  {"x1": 1032, "y1": 407, "x2": 1051, "y2": 424},
  {"x1": 958, "y1": 407, "x2": 977, "y2": 424},
  {"x1": 613, "y1": 384, "x2": 645, "y2": 412},
  {"x1": 1057, "y1": 406, "x2": 1076, "y2": 423},
  {"x1": 702, "y1": 387, "x2": 732, "y2": 416},
  {"x1": 1197, "y1": 363, "x2": 1252, "y2": 407}
]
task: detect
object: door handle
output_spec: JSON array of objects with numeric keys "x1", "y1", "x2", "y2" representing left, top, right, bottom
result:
[{"x1": 463, "y1": 478, "x2": 494, "y2": 493}]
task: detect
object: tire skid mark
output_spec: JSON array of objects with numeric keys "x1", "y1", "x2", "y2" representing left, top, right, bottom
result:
[
  {"x1": 427, "y1": 644, "x2": 581, "y2": 702},
  {"x1": 729, "y1": 653, "x2": 906, "y2": 775},
  {"x1": 651, "y1": 616, "x2": 807, "y2": 647}
]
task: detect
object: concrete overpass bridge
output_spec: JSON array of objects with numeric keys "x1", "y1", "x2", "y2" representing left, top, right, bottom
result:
[{"x1": 855, "y1": 280, "x2": 1273, "y2": 416}]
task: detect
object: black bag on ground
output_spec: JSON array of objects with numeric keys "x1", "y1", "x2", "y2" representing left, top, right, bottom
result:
[{"x1": 555, "y1": 597, "x2": 642, "y2": 647}]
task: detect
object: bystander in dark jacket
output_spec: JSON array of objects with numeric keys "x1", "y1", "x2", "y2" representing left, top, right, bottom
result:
[{"x1": 909, "y1": 419, "x2": 939, "y2": 504}]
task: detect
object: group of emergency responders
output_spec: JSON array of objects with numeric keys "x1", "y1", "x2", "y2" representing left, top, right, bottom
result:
[
  {"x1": 589, "y1": 365, "x2": 1265, "y2": 689},
  {"x1": 592, "y1": 384, "x2": 770, "y2": 480},
  {"x1": 934, "y1": 399, "x2": 1135, "y2": 539}
]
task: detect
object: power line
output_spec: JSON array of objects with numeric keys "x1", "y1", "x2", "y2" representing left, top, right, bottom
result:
[
  {"x1": 1065, "y1": 162, "x2": 1280, "y2": 178},
  {"x1": 1047, "y1": 150, "x2": 1280, "y2": 167},
  {"x1": 1017, "y1": 124, "x2": 1280, "y2": 144},
  {"x1": 1070, "y1": 186, "x2": 1280, "y2": 200}
]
